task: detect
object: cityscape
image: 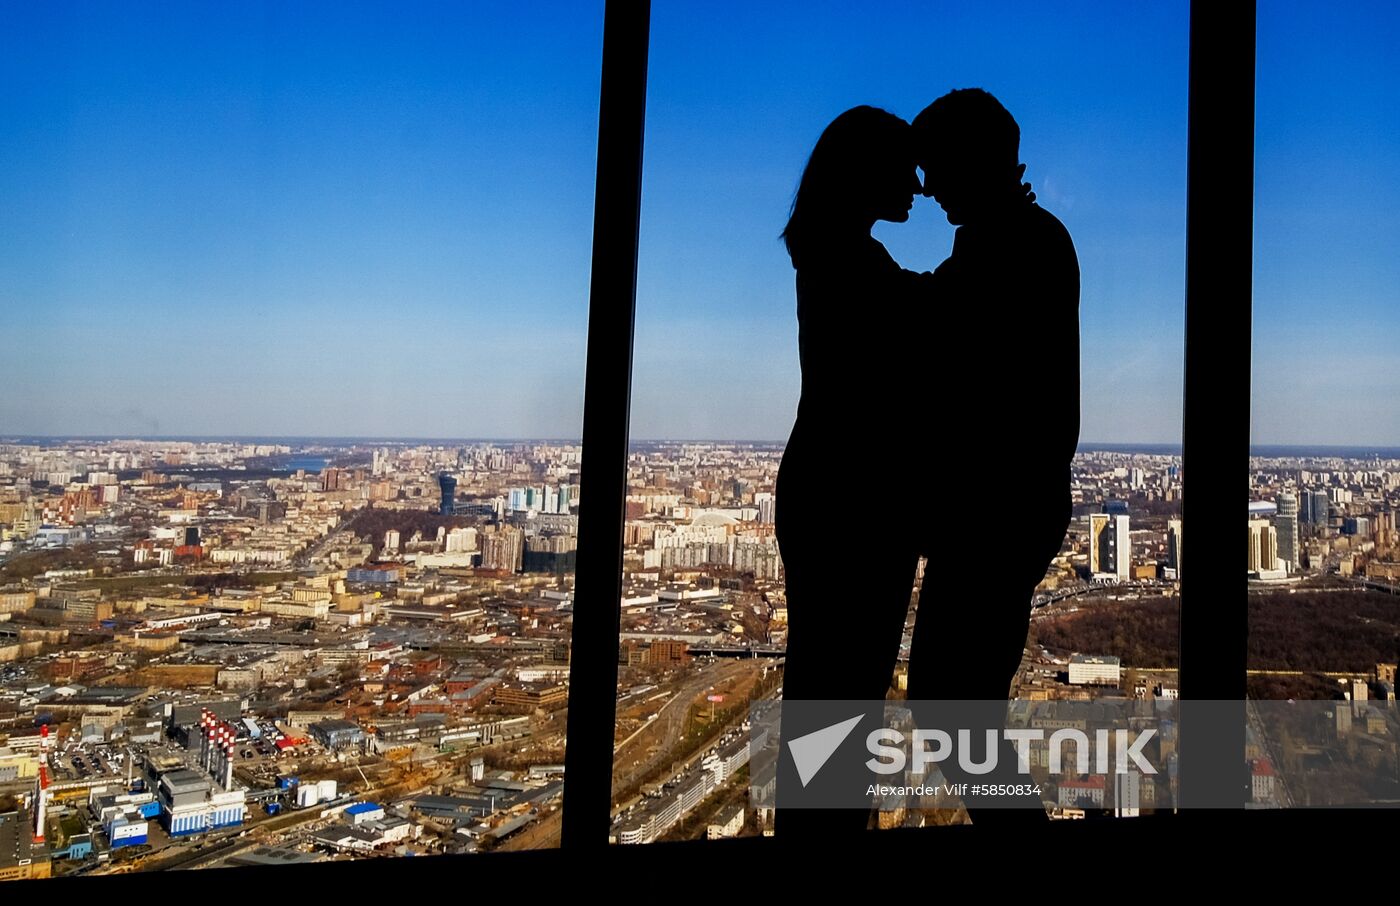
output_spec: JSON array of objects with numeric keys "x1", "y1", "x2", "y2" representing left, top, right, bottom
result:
[
  {"x1": 2, "y1": 436, "x2": 1400, "y2": 878},
  {"x1": 0, "y1": 2, "x2": 1201, "y2": 876},
  {"x1": 0, "y1": 435, "x2": 1200, "y2": 878},
  {"x1": 2, "y1": 0, "x2": 1397, "y2": 886}
]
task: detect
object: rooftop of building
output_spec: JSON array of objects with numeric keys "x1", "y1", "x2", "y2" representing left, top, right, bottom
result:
[{"x1": 1069, "y1": 654, "x2": 1121, "y2": 666}]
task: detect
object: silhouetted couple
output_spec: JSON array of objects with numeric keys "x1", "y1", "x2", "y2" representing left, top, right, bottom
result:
[{"x1": 774, "y1": 89, "x2": 1080, "y2": 839}]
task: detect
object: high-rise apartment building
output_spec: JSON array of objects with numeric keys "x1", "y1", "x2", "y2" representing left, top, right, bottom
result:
[
  {"x1": 1167, "y1": 518, "x2": 1183, "y2": 577},
  {"x1": 1248, "y1": 519, "x2": 1278, "y2": 573},
  {"x1": 1275, "y1": 491, "x2": 1298, "y2": 572}
]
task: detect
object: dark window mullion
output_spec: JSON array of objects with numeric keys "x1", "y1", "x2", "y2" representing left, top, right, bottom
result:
[
  {"x1": 1180, "y1": 0, "x2": 1254, "y2": 808},
  {"x1": 561, "y1": 0, "x2": 652, "y2": 851}
]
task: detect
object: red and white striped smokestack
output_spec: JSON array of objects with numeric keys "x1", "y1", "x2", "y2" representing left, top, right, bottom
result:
[{"x1": 33, "y1": 765, "x2": 49, "y2": 842}]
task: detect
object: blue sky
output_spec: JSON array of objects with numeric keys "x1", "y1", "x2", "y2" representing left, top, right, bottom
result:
[
  {"x1": 0, "y1": 2, "x2": 605, "y2": 439},
  {"x1": 1252, "y1": 0, "x2": 1400, "y2": 446},
  {"x1": 3, "y1": 2, "x2": 1376, "y2": 445},
  {"x1": 635, "y1": 1, "x2": 1187, "y2": 443}
]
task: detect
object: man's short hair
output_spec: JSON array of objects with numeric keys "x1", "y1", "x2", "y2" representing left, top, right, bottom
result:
[{"x1": 913, "y1": 88, "x2": 1020, "y2": 168}]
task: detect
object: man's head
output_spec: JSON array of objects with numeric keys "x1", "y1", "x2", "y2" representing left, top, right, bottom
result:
[{"x1": 912, "y1": 88, "x2": 1022, "y2": 225}]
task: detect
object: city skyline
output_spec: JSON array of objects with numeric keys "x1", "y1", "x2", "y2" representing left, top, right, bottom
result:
[
  {"x1": 1, "y1": 433, "x2": 1189, "y2": 449},
  {"x1": 15, "y1": 435, "x2": 1400, "y2": 463},
  {"x1": 0, "y1": 436, "x2": 1192, "y2": 869}
]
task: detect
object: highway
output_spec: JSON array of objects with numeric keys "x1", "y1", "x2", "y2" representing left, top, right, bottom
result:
[{"x1": 610, "y1": 659, "x2": 759, "y2": 797}]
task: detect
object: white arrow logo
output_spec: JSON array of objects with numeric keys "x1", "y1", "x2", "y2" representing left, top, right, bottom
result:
[{"x1": 787, "y1": 714, "x2": 865, "y2": 787}]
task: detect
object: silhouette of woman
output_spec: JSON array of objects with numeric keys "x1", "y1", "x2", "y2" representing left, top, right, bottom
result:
[{"x1": 773, "y1": 106, "x2": 931, "y2": 841}]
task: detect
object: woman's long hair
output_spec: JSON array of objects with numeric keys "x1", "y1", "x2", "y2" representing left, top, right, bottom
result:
[{"x1": 780, "y1": 105, "x2": 910, "y2": 268}]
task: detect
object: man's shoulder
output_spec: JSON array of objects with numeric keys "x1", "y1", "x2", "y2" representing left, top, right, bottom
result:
[
  {"x1": 1024, "y1": 203, "x2": 1079, "y2": 274},
  {"x1": 955, "y1": 201, "x2": 1078, "y2": 279},
  {"x1": 1025, "y1": 203, "x2": 1074, "y2": 244}
]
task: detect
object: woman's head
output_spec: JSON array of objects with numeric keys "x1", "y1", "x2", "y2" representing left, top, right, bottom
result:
[{"x1": 781, "y1": 106, "x2": 921, "y2": 265}]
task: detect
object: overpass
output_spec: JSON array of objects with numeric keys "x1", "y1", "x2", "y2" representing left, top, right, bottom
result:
[{"x1": 685, "y1": 644, "x2": 784, "y2": 658}]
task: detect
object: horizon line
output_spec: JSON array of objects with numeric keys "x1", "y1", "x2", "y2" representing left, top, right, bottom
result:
[
  {"x1": 7, "y1": 434, "x2": 1400, "y2": 453},
  {"x1": 0, "y1": 432, "x2": 1187, "y2": 446}
]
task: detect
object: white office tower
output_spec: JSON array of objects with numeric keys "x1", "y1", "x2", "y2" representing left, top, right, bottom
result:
[
  {"x1": 1090, "y1": 512, "x2": 1132, "y2": 581},
  {"x1": 1274, "y1": 491, "x2": 1299, "y2": 573},
  {"x1": 1112, "y1": 515, "x2": 1131, "y2": 580}
]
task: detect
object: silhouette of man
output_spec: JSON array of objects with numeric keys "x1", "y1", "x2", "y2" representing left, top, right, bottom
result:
[{"x1": 904, "y1": 88, "x2": 1080, "y2": 824}]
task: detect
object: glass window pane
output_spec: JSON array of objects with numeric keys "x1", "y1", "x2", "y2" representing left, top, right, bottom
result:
[
  {"x1": 1248, "y1": 0, "x2": 1400, "y2": 808},
  {"x1": 614, "y1": 1, "x2": 1188, "y2": 839},
  {"x1": 0, "y1": 1, "x2": 602, "y2": 872}
]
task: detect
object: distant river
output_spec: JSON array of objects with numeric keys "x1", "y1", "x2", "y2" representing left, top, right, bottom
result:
[{"x1": 285, "y1": 456, "x2": 329, "y2": 473}]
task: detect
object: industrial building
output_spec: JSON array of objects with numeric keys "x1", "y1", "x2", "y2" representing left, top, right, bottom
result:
[
  {"x1": 103, "y1": 808, "x2": 149, "y2": 849},
  {"x1": 310, "y1": 817, "x2": 417, "y2": 853},
  {"x1": 0, "y1": 807, "x2": 50, "y2": 880},
  {"x1": 310, "y1": 718, "x2": 365, "y2": 750},
  {"x1": 1067, "y1": 654, "x2": 1122, "y2": 686},
  {"x1": 345, "y1": 802, "x2": 386, "y2": 825},
  {"x1": 493, "y1": 683, "x2": 568, "y2": 713},
  {"x1": 157, "y1": 769, "x2": 246, "y2": 836},
  {"x1": 168, "y1": 697, "x2": 243, "y2": 728}
]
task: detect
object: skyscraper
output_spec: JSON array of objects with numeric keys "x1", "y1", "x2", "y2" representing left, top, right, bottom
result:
[
  {"x1": 1089, "y1": 513, "x2": 1110, "y2": 576},
  {"x1": 1308, "y1": 489, "x2": 1330, "y2": 528},
  {"x1": 1111, "y1": 514, "x2": 1131, "y2": 581},
  {"x1": 1167, "y1": 518, "x2": 1183, "y2": 578},
  {"x1": 1275, "y1": 491, "x2": 1298, "y2": 573},
  {"x1": 1248, "y1": 519, "x2": 1278, "y2": 573},
  {"x1": 1089, "y1": 512, "x2": 1131, "y2": 581},
  {"x1": 438, "y1": 473, "x2": 457, "y2": 516}
]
